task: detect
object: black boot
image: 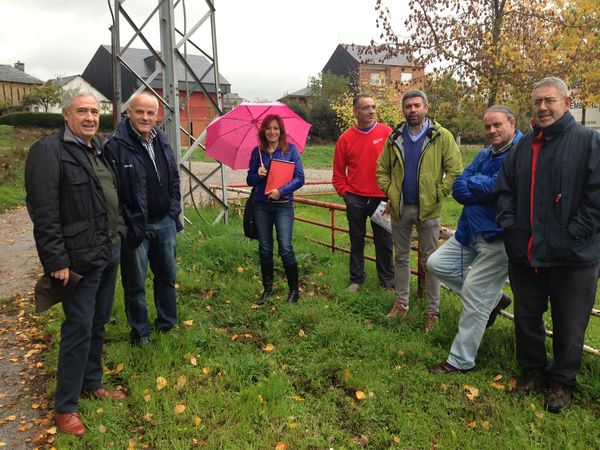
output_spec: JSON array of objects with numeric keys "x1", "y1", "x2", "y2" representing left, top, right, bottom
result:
[
  {"x1": 284, "y1": 263, "x2": 300, "y2": 304},
  {"x1": 255, "y1": 263, "x2": 274, "y2": 305}
]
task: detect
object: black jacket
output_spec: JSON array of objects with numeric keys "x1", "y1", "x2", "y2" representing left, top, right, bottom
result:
[
  {"x1": 496, "y1": 112, "x2": 600, "y2": 267},
  {"x1": 106, "y1": 119, "x2": 182, "y2": 248},
  {"x1": 25, "y1": 126, "x2": 125, "y2": 274}
]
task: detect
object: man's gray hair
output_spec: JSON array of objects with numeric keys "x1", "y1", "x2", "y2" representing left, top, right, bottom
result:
[
  {"x1": 127, "y1": 92, "x2": 160, "y2": 110},
  {"x1": 62, "y1": 88, "x2": 99, "y2": 113},
  {"x1": 484, "y1": 104, "x2": 515, "y2": 121},
  {"x1": 352, "y1": 94, "x2": 373, "y2": 109},
  {"x1": 532, "y1": 77, "x2": 570, "y2": 99},
  {"x1": 402, "y1": 89, "x2": 428, "y2": 106}
]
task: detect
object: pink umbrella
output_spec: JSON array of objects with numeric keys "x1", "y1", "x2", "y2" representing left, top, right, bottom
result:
[{"x1": 205, "y1": 102, "x2": 311, "y2": 170}]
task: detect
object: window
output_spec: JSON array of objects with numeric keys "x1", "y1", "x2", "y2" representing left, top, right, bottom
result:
[
  {"x1": 370, "y1": 72, "x2": 386, "y2": 86},
  {"x1": 401, "y1": 72, "x2": 413, "y2": 83}
]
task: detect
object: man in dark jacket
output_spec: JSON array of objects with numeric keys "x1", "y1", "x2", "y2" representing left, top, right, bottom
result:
[
  {"x1": 496, "y1": 77, "x2": 600, "y2": 413},
  {"x1": 107, "y1": 92, "x2": 183, "y2": 346},
  {"x1": 427, "y1": 105, "x2": 522, "y2": 375},
  {"x1": 25, "y1": 89, "x2": 127, "y2": 437}
]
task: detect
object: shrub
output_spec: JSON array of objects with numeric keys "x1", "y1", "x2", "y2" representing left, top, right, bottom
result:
[{"x1": 0, "y1": 112, "x2": 113, "y2": 130}]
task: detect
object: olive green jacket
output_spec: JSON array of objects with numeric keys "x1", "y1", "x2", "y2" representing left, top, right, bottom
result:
[{"x1": 376, "y1": 119, "x2": 462, "y2": 221}]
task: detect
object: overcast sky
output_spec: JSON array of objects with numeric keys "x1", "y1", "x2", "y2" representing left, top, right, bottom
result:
[{"x1": 2, "y1": 0, "x2": 406, "y2": 101}]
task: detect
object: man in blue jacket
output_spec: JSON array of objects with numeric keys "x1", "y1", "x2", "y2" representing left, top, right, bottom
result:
[
  {"x1": 496, "y1": 77, "x2": 600, "y2": 413},
  {"x1": 107, "y1": 92, "x2": 183, "y2": 346},
  {"x1": 427, "y1": 105, "x2": 522, "y2": 374}
]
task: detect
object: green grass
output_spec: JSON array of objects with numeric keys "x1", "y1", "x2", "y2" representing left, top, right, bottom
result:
[
  {"x1": 0, "y1": 125, "x2": 53, "y2": 211},
  {"x1": 33, "y1": 202, "x2": 600, "y2": 449}
]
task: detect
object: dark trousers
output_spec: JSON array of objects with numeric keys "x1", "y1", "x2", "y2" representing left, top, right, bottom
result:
[
  {"x1": 253, "y1": 201, "x2": 296, "y2": 266},
  {"x1": 344, "y1": 192, "x2": 394, "y2": 287},
  {"x1": 55, "y1": 243, "x2": 120, "y2": 413},
  {"x1": 508, "y1": 262, "x2": 598, "y2": 387}
]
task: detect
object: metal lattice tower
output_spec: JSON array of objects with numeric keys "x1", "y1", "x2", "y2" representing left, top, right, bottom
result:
[{"x1": 110, "y1": 0, "x2": 228, "y2": 225}]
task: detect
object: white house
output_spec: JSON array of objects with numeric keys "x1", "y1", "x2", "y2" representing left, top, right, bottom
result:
[{"x1": 46, "y1": 75, "x2": 112, "y2": 114}]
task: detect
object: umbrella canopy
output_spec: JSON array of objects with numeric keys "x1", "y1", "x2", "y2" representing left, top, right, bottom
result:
[{"x1": 205, "y1": 102, "x2": 311, "y2": 170}]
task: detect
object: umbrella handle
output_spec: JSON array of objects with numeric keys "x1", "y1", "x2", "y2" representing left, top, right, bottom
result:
[{"x1": 259, "y1": 150, "x2": 265, "y2": 169}]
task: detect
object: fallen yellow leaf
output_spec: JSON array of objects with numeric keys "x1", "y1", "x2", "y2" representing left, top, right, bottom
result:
[
  {"x1": 298, "y1": 329, "x2": 305, "y2": 337},
  {"x1": 463, "y1": 385, "x2": 479, "y2": 400},
  {"x1": 258, "y1": 394, "x2": 264, "y2": 405},
  {"x1": 287, "y1": 422, "x2": 297, "y2": 429},
  {"x1": 46, "y1": 426, "x2": 57, "y2": 435},
  {"x1": 343, "y1": 368, "x2": 351, "y2": 382},
  {"x1": 113, "y1": 363, "x2": 124, "y2": 373},
  {"x1": 183, "y1": 320, "x2": 194, "y2": 327},
  {"x1": 202, "y1": 367, "x2": 210, "y2": 374},
  {"x1": 393, "y1": 436, "x2": 401, "y2": 444},
  {"x1": 31, "y1": 403, "x2": 40, "y2": 409},
  {"x1": 193, "y1": 416, "x2": 202, "y2": 426},
  {"x1": 530, "y1": 403, "x2": 537, "y2": 411},
  {"x1": 231, "y1": 334, "x2": 239, "y2": 341},
  {"x1": 99, "y1": 424, "x2": 107, "y2": 433},
  {"x1": 482, "y1": 420, "x2": 490, "y2": 430},
  {"x1": 535, "y1": 411, "x2": 544, "y2": 419},
  {"x1": 490, "y1": 382, "x2": 505, "y2": 390},
  {"x1": 291, "y1": 395, "x2": 304, "y2": 402},
  {"x1": 492, "y1": 374, "x2": 503, "y2": 382},
  {"x1": 468, "y1": 421, "x2": 477, "y2": 428},
  {"x1": 0, "y1": 443, "x2": 7, "y2": 447},
  {"x1": 275, "y1": 442, "x2": 288, "y2": 450},
  {"x1": 144, "y1": 412, "x2": 153, "y2": 422},
  {"x1": 440, "y1": 383, "x2": 448, "y2": 391},
  {"x1": 263, "y1": 343, "x2": 275, "y2": 352},
  {"x1": 177, "y1": 375, "x2": 187, "y2": 388},
  {"x1": 190, "y1": 357, "x2": 198, "y2": 366},
  {"x1": 355, "y1": 390, "x2": 366, "y2": 400},
  {"x1": 5, "y1": 416, "x2": 16, "y2": 421},
  {"x1": 144, "y1": 394, "x2": 151, "y2": 402},
  {"x1": 507, "y1": 378, "x2": 517, "y2": 391},
  {"x1": 398, "y1": 350, "x2": 405, "y2": 356},
  {"x1": 96, "y1": 408, "x2": 104, "y2": 414},
  {"x1": 237, "y1": 267, "x2": 245, "y2": 273},
  {"x1": 174, "y1": 404, "x2": 186, "y2": 414},
  {"x1": 156, "y1": 376, "x2": 168, "y2": 390}
]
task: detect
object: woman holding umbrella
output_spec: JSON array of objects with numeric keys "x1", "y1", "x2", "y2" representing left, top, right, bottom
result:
[{"x1": 247, "y1": 114, "x2": 305, "y2": 305}]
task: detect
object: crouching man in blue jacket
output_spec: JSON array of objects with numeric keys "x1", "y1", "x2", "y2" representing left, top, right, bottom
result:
[{"x1": 426, "y1": 105, "x2": 522, "y2": 374}]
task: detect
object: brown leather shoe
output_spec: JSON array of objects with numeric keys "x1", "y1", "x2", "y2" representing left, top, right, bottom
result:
[
  {"x1": 55, "y1": 412, "x2": 86, "y2": 436},
  {"x1": 82, "y1": 387, "x2": 128, "y2": 401},
  {"x1": 424, "y1": 312, "x2": 439, "y2": 334},
  {"x1": 429, "y1": 361, "x2": 474, "y2": 375},
  {"x1": 386, "y1": 300, "x2": 409, "y2": 318}
]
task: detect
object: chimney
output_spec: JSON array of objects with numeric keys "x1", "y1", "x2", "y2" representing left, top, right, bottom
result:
[{"x1": 14, "y1": 61, "x2": 24, "y2": 72}]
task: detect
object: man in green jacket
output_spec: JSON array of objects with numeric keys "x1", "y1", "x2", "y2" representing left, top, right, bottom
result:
[{"x1": 376, "y1": 89, "x2": 462, "y2": 332}]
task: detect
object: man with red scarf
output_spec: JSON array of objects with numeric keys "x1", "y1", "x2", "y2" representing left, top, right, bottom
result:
[{"x1": 496, "y1": 77, "x2": 600, "y2": 413}]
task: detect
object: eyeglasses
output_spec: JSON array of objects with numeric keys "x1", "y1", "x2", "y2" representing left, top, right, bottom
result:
[
  {"x1": 74, "y1": 107, "x2": 100, "y2": 116},
  {"x1": 533, "y1": 97, "x2": 559, "y2": 107},
  {"x1": 357, "y1": 105, "x2": 376, "y2": 111}
]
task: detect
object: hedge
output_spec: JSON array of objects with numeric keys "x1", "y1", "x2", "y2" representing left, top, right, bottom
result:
[{"x1": 0, "y1": 112, "x2": 113, "y2": 130}]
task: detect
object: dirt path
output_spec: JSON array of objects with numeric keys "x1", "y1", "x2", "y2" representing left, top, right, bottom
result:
[{"x1": 0, "y1": 207, "x2": 53, "y2": 449}]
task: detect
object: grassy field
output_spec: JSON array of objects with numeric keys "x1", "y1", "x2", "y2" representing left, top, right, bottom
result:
[
  {"x1": 2, "y1": 127, "x2": 598, "y2": 448},
  {"x1": 40, "y1": 202, "x2": 600, "y2": 449}
]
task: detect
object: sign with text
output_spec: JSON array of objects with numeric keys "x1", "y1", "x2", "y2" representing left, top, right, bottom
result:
[{"x1": 570, "y1": 100, "x2": 600, "y2": 133}]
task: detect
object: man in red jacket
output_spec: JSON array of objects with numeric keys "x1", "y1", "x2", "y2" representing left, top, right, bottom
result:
[{"x1": 332, "y1": 94, "x2": 394, "y2": 292}]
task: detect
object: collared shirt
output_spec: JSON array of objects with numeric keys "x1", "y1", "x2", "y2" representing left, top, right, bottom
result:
[
  {"x1": 407, "y1": 119, "x2": 430, "y2": 142},
  {"x1": 129, "y1": 122, "x2": 160, "y2": 180},
  {"x1": 491, "y1": 140, "x2": 513, "y2": 155}
]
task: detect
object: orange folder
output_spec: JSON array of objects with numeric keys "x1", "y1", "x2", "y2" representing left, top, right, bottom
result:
[{"x1": 265, "y1": 159, "x2": 295, "y2": 193}]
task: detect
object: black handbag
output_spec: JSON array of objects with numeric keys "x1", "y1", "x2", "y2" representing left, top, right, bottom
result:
[{"x1": 243, "y1": 189, "x2": 259, "y2": 239}]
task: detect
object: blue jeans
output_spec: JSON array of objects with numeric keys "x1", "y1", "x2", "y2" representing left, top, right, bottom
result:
[
  {"x1": 55, "y1": 242, "x2": 120, "y2": 413},
  {"x1": 121, "y1": 216, "x2": 178, "y2": 340},
  {"x1": 253, "y1": 201, "x2": 296, "y2": 266},
  {"x1": 427, "y1": 235, "x2": 508, "y2": 370}
]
